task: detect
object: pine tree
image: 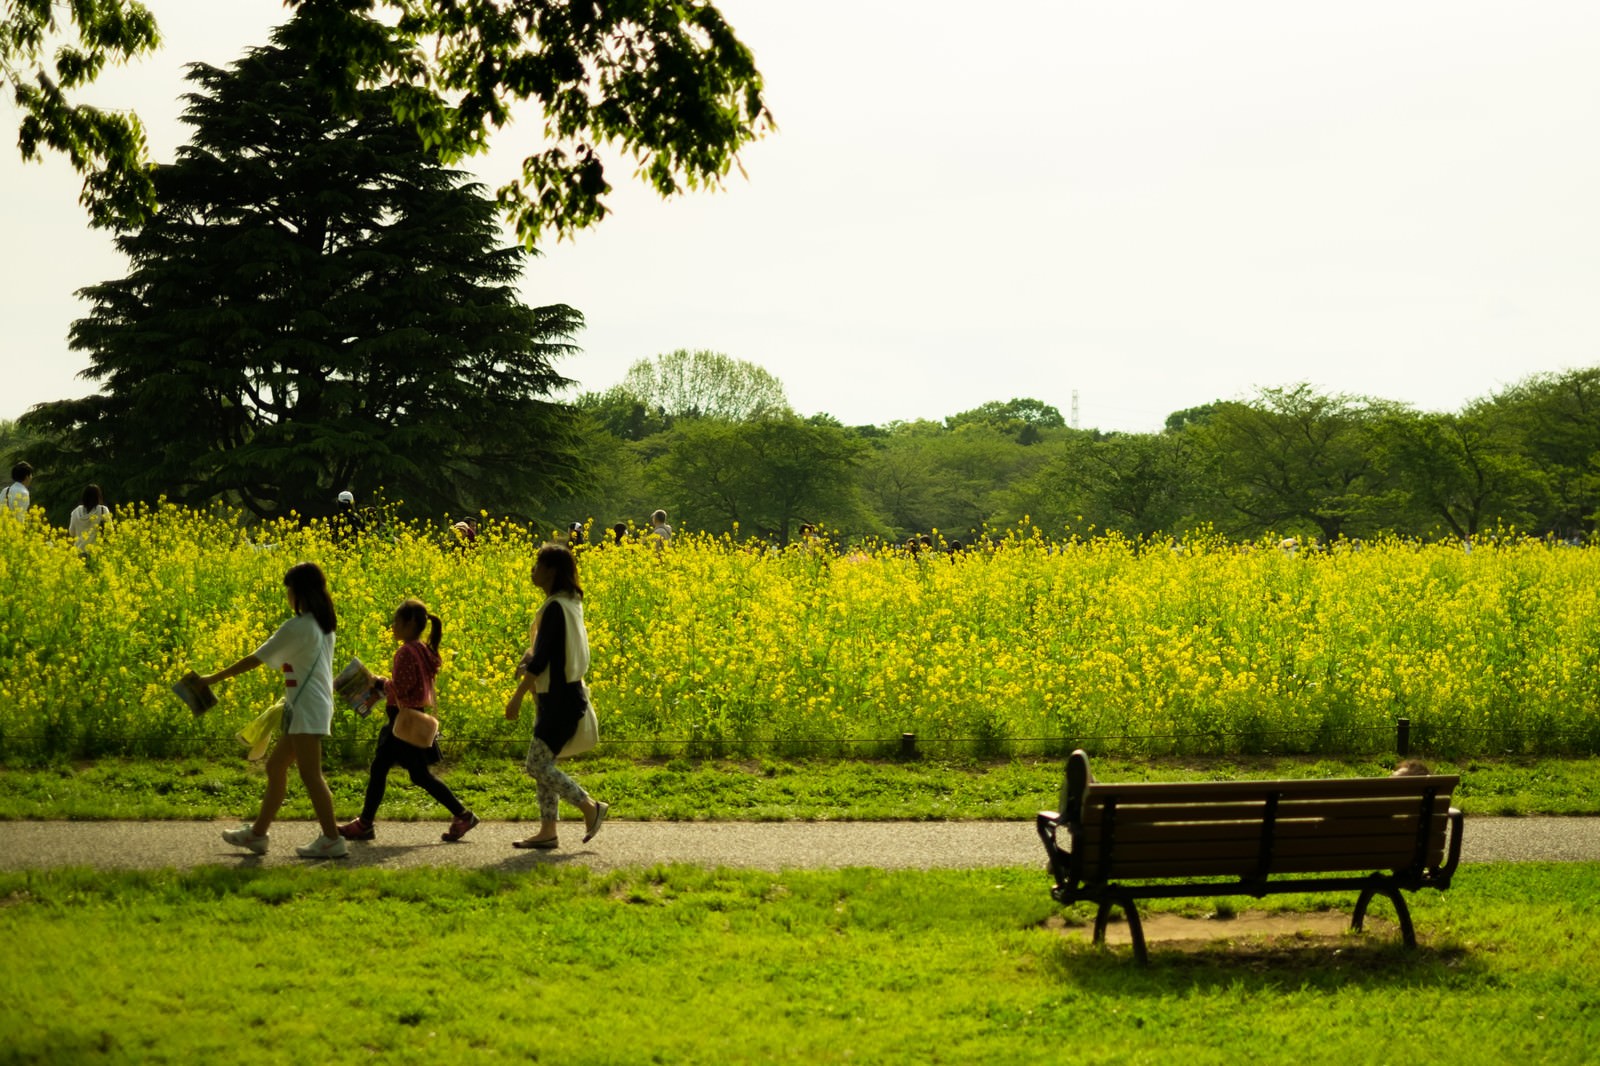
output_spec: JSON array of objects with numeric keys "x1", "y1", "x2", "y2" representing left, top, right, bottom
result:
[{"x1": 25, "y1": 8, "x2": 583, "y2": 520}]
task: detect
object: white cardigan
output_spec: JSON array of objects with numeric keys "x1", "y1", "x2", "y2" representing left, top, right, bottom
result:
[{"x1": 529, "y1": 592, "x2": 590, "y2": 692}]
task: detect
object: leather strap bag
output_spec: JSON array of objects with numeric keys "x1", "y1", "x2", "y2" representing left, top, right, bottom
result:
[
  {"x1": 392, "y1": 643, "x2": 440, "y2": 748},
  {"x1": 393, "y1": 707, "x2": 440, "y2": 748}
]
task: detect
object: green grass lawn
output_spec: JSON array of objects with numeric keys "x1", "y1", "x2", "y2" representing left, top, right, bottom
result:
[
  {"x1": 2, "y1": 863, "x2": 1595, "y2": 1064},
  {"x1": 2, "y1": 753, "x2": 1596, "y2": 821}
]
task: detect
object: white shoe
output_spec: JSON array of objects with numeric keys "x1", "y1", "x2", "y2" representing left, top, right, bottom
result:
[
  {"x1": 222, "y1": 825, "x2": 269, "y2": 854},
  {"x1": 296, "y1": 834, "x2": 349, "y2": 860}
]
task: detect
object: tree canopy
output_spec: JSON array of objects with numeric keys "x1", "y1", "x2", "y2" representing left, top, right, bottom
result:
[
  {"x1": 618, "y1": 348, "x2": 791, "y2": 423},
  {"x1": 2, "y1": 0, "x2": 161, "y2": 225},
  {"x1": 646, "y1": 414, "x2": 866, "y2": 544},
  {"x1": 4, "y1": 0, "x2": 773, "y2": 241},
  {"x1": 22, "y1": 7, "x2": 583, "y2": 520}
]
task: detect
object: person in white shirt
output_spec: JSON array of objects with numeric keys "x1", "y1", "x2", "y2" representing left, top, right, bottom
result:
[
  {"x1": 3, "y1": 461, "x2": 32, "y2": 517},
  {"x1": 650, "y1": 508, "x2": 672, "y2": 547},
  {"x1": 201, "y1": 561, "x2": 347, "y2": 859},
  {"x1": 68, "y1": 484, "x2": 112, "y2": 555}
]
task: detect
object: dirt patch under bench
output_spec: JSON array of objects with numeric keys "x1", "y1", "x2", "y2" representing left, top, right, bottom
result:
[{"x1": 1047, "y1": 909, "x2": 1396, "y2": 950}]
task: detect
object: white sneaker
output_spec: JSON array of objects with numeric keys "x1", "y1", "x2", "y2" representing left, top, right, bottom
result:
[
  {"x1": 296, "y1": 834, "x2": 349, "y2": 859},
  {"x1": 222, "y1": 825, "x2": 269, "y2": 854}
]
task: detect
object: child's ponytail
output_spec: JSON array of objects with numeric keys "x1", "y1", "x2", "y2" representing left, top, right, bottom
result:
[{"x1": 426, "y1": 613, "x2": 442, "y2": 653}]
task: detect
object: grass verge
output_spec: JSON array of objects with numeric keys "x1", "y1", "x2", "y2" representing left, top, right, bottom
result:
[
  {"x1": 1, "y1": 754, "x2": 1596, "y2": 822},
  {"x1": 2, "y1": 864, "x2": 1596, "y2": 1064}
]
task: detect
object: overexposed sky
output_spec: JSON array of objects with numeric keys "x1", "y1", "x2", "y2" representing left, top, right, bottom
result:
[{"x1": 3, "y1": 0, "x2": 1597, "y2": 432}]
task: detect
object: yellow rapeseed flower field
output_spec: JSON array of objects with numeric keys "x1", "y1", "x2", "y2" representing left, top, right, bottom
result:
[{"x1": 1, "y1": 507, "x2": 1596, "y2": 759}]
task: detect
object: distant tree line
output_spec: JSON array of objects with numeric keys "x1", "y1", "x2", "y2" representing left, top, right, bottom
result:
[
  {"x1": 9, "y1": 350, "x2": 1596, "y2": 544},
  {"x1": 541, "y1": 360, "x2": 1600, "y2": 547}
]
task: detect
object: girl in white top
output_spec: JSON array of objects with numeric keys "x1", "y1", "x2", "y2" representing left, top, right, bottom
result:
[
  {"x1": 201, "y1": 561, "x2": 347, "y2": 859},
  {"x1": 68, "y1": 484, "x2": 112, "y2": 555}
]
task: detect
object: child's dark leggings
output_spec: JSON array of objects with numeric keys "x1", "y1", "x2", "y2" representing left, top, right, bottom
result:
[{"x1": 360, "y1": 732, "x2": 466, "y2": 823}]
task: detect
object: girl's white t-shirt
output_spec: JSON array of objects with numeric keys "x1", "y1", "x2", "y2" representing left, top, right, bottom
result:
[
  {"x1": 2, "y1": 482, "x2": 28, "y2": 515},
  {"x1": 69, "y1": 504, "x2": 111, "y2": 549},
  {"x1": 254, "y1": 612, "x2": 336, "y2": 734}
]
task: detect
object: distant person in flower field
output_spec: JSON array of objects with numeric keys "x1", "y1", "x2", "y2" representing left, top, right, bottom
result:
[
  {"x1": 4, "y1": 461, "x2": 32, "y2": 517},
  {"x1": 650, "y1": 508, "x2": 672, "y2": 547},
  {"x1": 201, "y1": 561, "x2": 347, "y2": 859},
  {"x1": 68, "y1": 484, "x2": 112, "y2": 556},
  {"x1": 611, "y1": 521, "x2": 628, "y2": 546},
  {"x1": 340, "y1": 598, "x2": 478, "y2": 844},
  {"x1": 332, "y1": 489, "x2": 365, "y2": 542},
  {"x1": 504, "y1": 543, "x2": 608, "y2": 850}
]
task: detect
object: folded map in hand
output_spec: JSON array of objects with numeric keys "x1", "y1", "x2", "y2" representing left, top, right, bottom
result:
[
  {"x1": 171, "y1": 671, "x2": 217, "y2": 717},
  {"x1": 334, "y1": 657, "x2": 384, "y2": 717}
]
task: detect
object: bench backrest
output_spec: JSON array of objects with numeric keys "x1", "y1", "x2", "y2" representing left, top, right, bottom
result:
[{"x1": 1061, "y1": 751, "x2": 1459, "y2": 882}]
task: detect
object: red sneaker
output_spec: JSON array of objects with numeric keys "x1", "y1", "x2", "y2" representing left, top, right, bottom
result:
[
  {"x1": 442, "y1": 811, "x2": 479, "y2": 843},
  {"x1": 337, "y1": 818, "x2": 374, "y2": 841}
]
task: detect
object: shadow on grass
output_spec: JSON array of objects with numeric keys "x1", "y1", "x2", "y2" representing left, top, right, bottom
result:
[{"x1": 1042, "y1": 930, "x2": 1482, "y2": 990}]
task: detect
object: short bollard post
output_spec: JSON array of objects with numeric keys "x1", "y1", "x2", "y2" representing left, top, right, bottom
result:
[
  {"x1": 900, "y1": 732, "x2": 917, "y2": 759},
  {"x1": 1397, "y1": 717, "x2": 1410, "y2": 758}
]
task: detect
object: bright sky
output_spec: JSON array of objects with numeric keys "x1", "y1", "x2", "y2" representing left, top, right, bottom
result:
[{"x1": 4, "y1": 0, "x2": 1598, "y2": 433}]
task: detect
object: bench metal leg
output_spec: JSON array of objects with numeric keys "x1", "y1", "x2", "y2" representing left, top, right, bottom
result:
[
  {"x1": 1093, "y1": 893, "x2": 1149, "y2": 964},
  {"x1": 1353, "y1": 878, "x2": 1417, "y2": 948},
  {"x1": 1093, "y1": 899, "x2": 1115, "y2": 946},
  {"x1": 1123, "y1": 897, "x2": 1148, "y2": 964}
]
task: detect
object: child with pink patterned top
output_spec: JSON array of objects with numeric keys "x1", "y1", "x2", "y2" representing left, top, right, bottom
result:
[{"x1": 339, "y1": 598, "x2": 478, "y2": 843}]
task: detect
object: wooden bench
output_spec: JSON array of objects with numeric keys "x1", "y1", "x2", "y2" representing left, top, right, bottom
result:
[{"x1": 1035, "y1": 750, "x2": 1464, "y2": 962}]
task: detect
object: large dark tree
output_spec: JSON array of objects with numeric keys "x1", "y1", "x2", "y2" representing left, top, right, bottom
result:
[{"x1": 23, "y1": 9, "x2": 583, "y2": 520}]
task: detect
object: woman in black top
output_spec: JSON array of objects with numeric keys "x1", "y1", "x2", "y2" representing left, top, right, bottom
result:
[{"x1": 504, "y1": 544, "x2": 608, "y2": 849}]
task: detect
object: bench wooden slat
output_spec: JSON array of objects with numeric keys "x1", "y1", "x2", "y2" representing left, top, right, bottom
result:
[
  {"x1": 1078, "y1": 816, "x2": 1452, "y2": 843},
  {"x1": 1078, "y1": 775, "x2": 1458, "y2": 804},
  {"x1": 1078, "y1": 830, "x2": 1448, "y2": 872},
  {"x1": 1081, "y1": 819, "x2": 1446, "y2": 857},
  {"x1": 1096, "y1": 852, "x2": 1430, "y2": 880},
  {"x1": 1081, "y1": 796, "x2": 1455, "y2": 825}
]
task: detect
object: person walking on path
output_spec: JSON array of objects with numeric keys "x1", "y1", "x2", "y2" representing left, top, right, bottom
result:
[
  {"x1": 339, "y1": 598, "x2": 479, "y2": 844},
  {"x1": 200, "y1": 562, "x2": 347, "y2": 859},
  {"x1": 504, "y1": 544, "x2": 608, "y2": 850},
  {"x1": 68, "y1": 484, "x2": 112, "y2": 556}
]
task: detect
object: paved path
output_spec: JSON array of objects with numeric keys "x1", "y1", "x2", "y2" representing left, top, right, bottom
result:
[{"x1": 0, "y1": 817, "x2": 1595, "y2": 872}]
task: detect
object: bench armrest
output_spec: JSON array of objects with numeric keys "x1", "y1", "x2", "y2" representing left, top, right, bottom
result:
[
  {"x1": 1036, "y1": 811, "x2": 1075, "y2": 893},
  {"x1": 1434, "y1": 807, "x2": 1465, "y2": 882}
]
